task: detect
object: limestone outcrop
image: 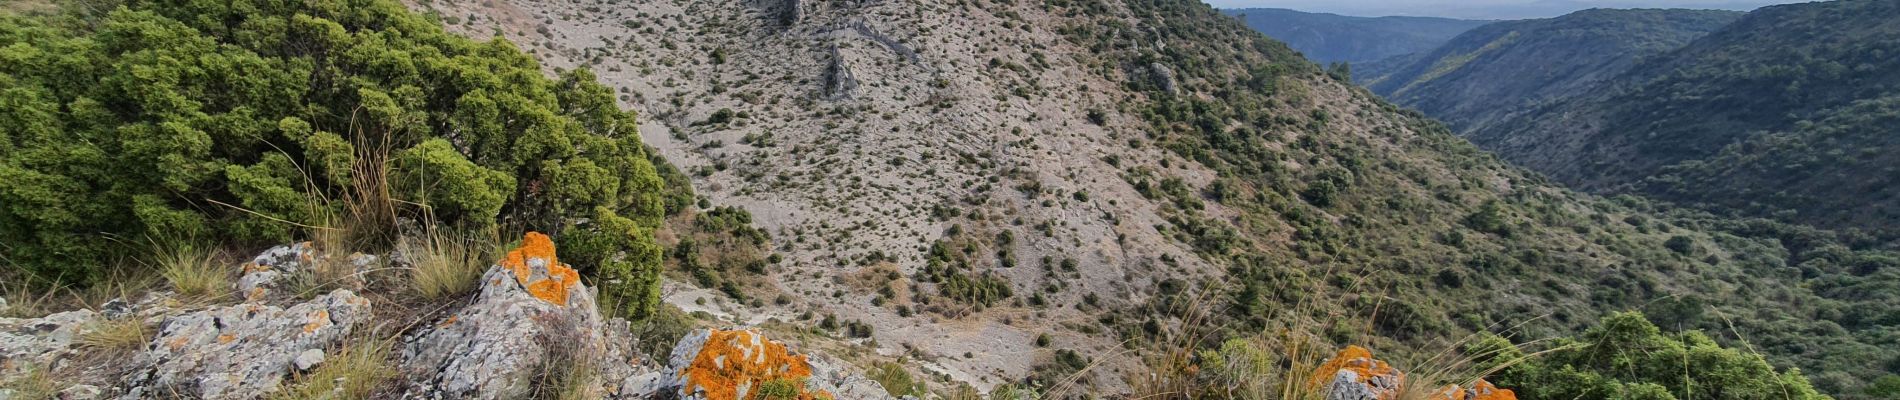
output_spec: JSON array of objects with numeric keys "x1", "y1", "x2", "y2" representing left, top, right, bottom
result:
[
  {"x1": 400, "y1": 232, "x2": 628, "y2": 399},
  {"x1": 1312, "y1": 346, "x2": 1516, "y2": 400},
  {"x1": 121, "y1": 290, "x2": 372, "y2": 399},
  {"x1": 0, "y1": 310, "x2": 97, "y2": 377},
  {"x1": 625, "y1": 328, "x2": 900, "y2": 400}
]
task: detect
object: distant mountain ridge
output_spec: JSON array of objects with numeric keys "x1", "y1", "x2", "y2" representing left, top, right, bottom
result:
[
  {"x1": 1459, "y1": 0, "x2": 1900, "y2": 235},
  {"x1": 1222, "y1": 7, "x2": 1490, "y2": 64},
  {"x1": 1358, "y1": 8, "x2": 1743, "y2": 133}
]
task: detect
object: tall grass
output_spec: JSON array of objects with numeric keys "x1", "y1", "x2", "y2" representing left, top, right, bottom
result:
[
  {"x1": 0, "y1": 366, "x2": 60, "y2": 400},
  {"x1": 76, "y1": 317, "x2": 153, "y2": 351},
  {"x1": 528, "y1": 335, "x2": 601, "y2": 400},
  {"x1": 1119, "y1": 265, "x2": 1553, "y2": 400},
  {"x1": 157, "y1": 244, "x2": 228, "y2": 302},
  {"x1": 402, "y1": 230, "x2": 491, "y2": 301},
  {"x1": 270, "y1": 337, "x2": 398, "y2": 400}
]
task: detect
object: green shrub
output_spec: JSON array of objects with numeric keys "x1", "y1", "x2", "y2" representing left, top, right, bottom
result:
[
  {"x1": 0, "y1": 0, "x2": 670, "y2": 313},
  {"x1": 1479, "y1": 311, "x2": 1831, "y2": 400}
]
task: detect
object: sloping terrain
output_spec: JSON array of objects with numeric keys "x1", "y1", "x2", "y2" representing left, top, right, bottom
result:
[
  {"x1": 0, "y1": 0, "x2": 1893, "y2": 397},
  {"x1": 1358, "y1": 8, "x2": 1741, "y2": 133},
  {"x1": 1461, "y1": 0, "x2": 1900, "y2": 235},
  {"x1": 1222, "y1": 7, "x2": 1490, "y2": 64},
  {"x1": 397, "y1": 0, "x2": 1900, "y2": 396}
]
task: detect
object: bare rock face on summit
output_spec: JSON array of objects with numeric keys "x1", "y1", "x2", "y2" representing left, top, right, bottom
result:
[{"x1": 400, "y1": 232, "x2": 639, "y2": 399}]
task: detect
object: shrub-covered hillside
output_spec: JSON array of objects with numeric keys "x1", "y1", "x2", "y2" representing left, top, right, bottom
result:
[
  {"x1": 0, "y1": 0, "x2": 679, "y2": 317},
  {"x1": 1357, "y1": 8, "x2": 1741, "y2": 133},
  {"x1": 1461, "y1": 0, "x2": 1900, "y2": 236},
  {"x1": 1221, "y1": 8, "x2": 1490, "y2": 65},
  {"x1": 1052, "y1": 0, "x2": 1898, "y2": 395}
]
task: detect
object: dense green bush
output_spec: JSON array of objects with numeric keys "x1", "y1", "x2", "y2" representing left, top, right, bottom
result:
[
  {"x1": 1475, "y1": 312, "x2": 1831, "y2": 400},
  {"x1": 0, "y1": 0, "x2": 669, "y2": 318}
]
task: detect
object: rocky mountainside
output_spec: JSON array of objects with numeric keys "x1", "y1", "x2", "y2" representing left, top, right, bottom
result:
[
  {"x1": 1222, "y1": 8, "x2": 1491, "y2": 64},
  {"x1": 402, "y1": 0, "x2": 1896, "y2": 396},
  {"x1": 1, "y1": 0, "x2": 1895, "y2": 398},
  {"x1": 1461, "y1": 0, "x2": 1900, "y2": 236},
  {"x1": 1357, "y1": 8, "x2": 1741, "y2": 133}
]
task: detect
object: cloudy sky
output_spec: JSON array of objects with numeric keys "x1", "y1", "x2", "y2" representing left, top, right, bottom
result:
[{"x1": 1204, "y1": 0, "x2": 1811, "y2": 19}]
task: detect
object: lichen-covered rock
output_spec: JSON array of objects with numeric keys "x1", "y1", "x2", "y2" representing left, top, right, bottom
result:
[
  {"x1": 0, "y1": 310, "x2": 98, "y2": 376},
  {"x1": 630, "y1": 328, "x2": 897, "y2": 400},
  {"x1": 1431, "y1": 379, "x2": 1516, "y2": 400},
  {"x1": 1310, "y1": 346, "x2": 1516, "y2": 400},
  {"x1": 235, "y1": 242, "x2": 376, "y2": 302},
  {"x1": 401, "y1": 232, "x2": 609, "y2": 399},
  {"x1": 1312, "y1": 346, "x2": 1404, "y2": 400},
  {"x1": 804, "y1": 353, "x2": 909, "y2": 400},
  {"x1": 234, "y1": 242, "x2": 316, "y2": 301},
  {"x1": 122, "y1": 289, "x2": 370, "y2": 399}
]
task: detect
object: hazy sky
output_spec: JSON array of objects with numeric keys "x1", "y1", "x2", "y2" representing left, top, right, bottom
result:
[{"x1": 1205, "y1": 0, "x2": 1811, "y2": 19}]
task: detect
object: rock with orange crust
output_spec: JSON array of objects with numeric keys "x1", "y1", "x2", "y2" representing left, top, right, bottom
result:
[
  {"x1": 1310, "y1": 346, "x2": 1517, "y2": 400},
  {"x1": 401, "y1": 232, "x2": 616, "y2": 399},
  {"x1": 121, "y1": 289, "x2": 370, "y2": 399},
  {"x1": 623, "y1": 328, "x2": 901, "y2": 400}
]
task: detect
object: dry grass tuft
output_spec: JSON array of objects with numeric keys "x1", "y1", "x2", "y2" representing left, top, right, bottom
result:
[
  {"x1": 157, "y1": 245, "x2": 229, "y2": 302},
  {"x1": 270, "y1": 337, "x2": 398, "y2": 400},
  {"x1": 403, "y1": 231, "x2": 491, "y2": 301},
  {"x1": 77, "y1": 317, "x2": 153, "y2": 351},
  {"x1": 529, "y1": 335, "x2": 601, "y2": 400},
  {"x1": 0, "y1": 366, "x2": 61, "y2": 400}
]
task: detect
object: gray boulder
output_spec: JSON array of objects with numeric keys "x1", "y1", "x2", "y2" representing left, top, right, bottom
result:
[
  {"x1": 122, "y1": 289, "x2": 371, "y2": 399},
  {"x1": 234, "y1": 242, "x2": 316, "y2": 301},
  {"x1": 627, "y1": 328, "x2": 897, "y2": 400},
  {"x1": 823, "y1": 45, "x2": 858, "y2": 100},
  {"x1": 236, "y1": 242, "x2": 376, "y2": 302},
  {"x1": 0, "y1": 310, "x2": 98, "y2": 376},
  {"x1": 400, "y1": 232, "x2": 611, "y2": 399}
]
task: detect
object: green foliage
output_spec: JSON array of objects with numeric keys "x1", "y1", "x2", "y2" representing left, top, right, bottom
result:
[
  {"x1": 1480, "y1": 312, "x2": 1832, "y2": 400},
  {"x1": 917, "y1": 238, "x2": 1013, "y2": 310},
  {"x1": 869, "y1": 362, "x2": 923, "y2": 398},
  {"x1": 753, "y1": 378, "x2": 803, "y2": 400},
  {"x1": 0, "y1": 0, "x2": 672, "y2": 319},
  {"x1": 1464, "y1": 200, "x2": 1512, "y2": 236}
]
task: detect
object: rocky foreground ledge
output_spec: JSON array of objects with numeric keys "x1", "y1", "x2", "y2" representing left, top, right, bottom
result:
[
  {"x1": 0, "y1": 233, "x2": 895, "y2": 400},
  {"x1": 1, "y1": 234, "x2": 1515, "y2": 399}
]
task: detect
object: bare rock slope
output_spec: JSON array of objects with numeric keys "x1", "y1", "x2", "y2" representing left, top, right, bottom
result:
[{"x1": 415, "y1": 0, "x2": 1225, "y2": 388}]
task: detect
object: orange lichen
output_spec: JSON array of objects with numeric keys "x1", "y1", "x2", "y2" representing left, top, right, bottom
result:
[
  {"x1": 168, "y1": 336, "x2": 189, "y2": 351},
  {"x1": 303, "y1": 310, "x2": 330, "y2": 334},
  {"x1": 437, "y1": 315, "x2": 459, "y2": 328},
  {"x1": 1309, "y1": 345, "x2": 1401, "y2": 390},
  {"x1": 1311, "y1": 346, "x2": 1519, "y2": 400},
  {"x1": 217, "y1": 334, "x2": 236, "y2": 344},
  {"x1": 498, "y1": 232, "x2": 581, "y2": 306},
  {"x1": 1433, "y1": 379, "x2": 1517, "y2": 400},
  {"x1": 678, "y1": 329, "x2": 823, "y2": 400}
]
